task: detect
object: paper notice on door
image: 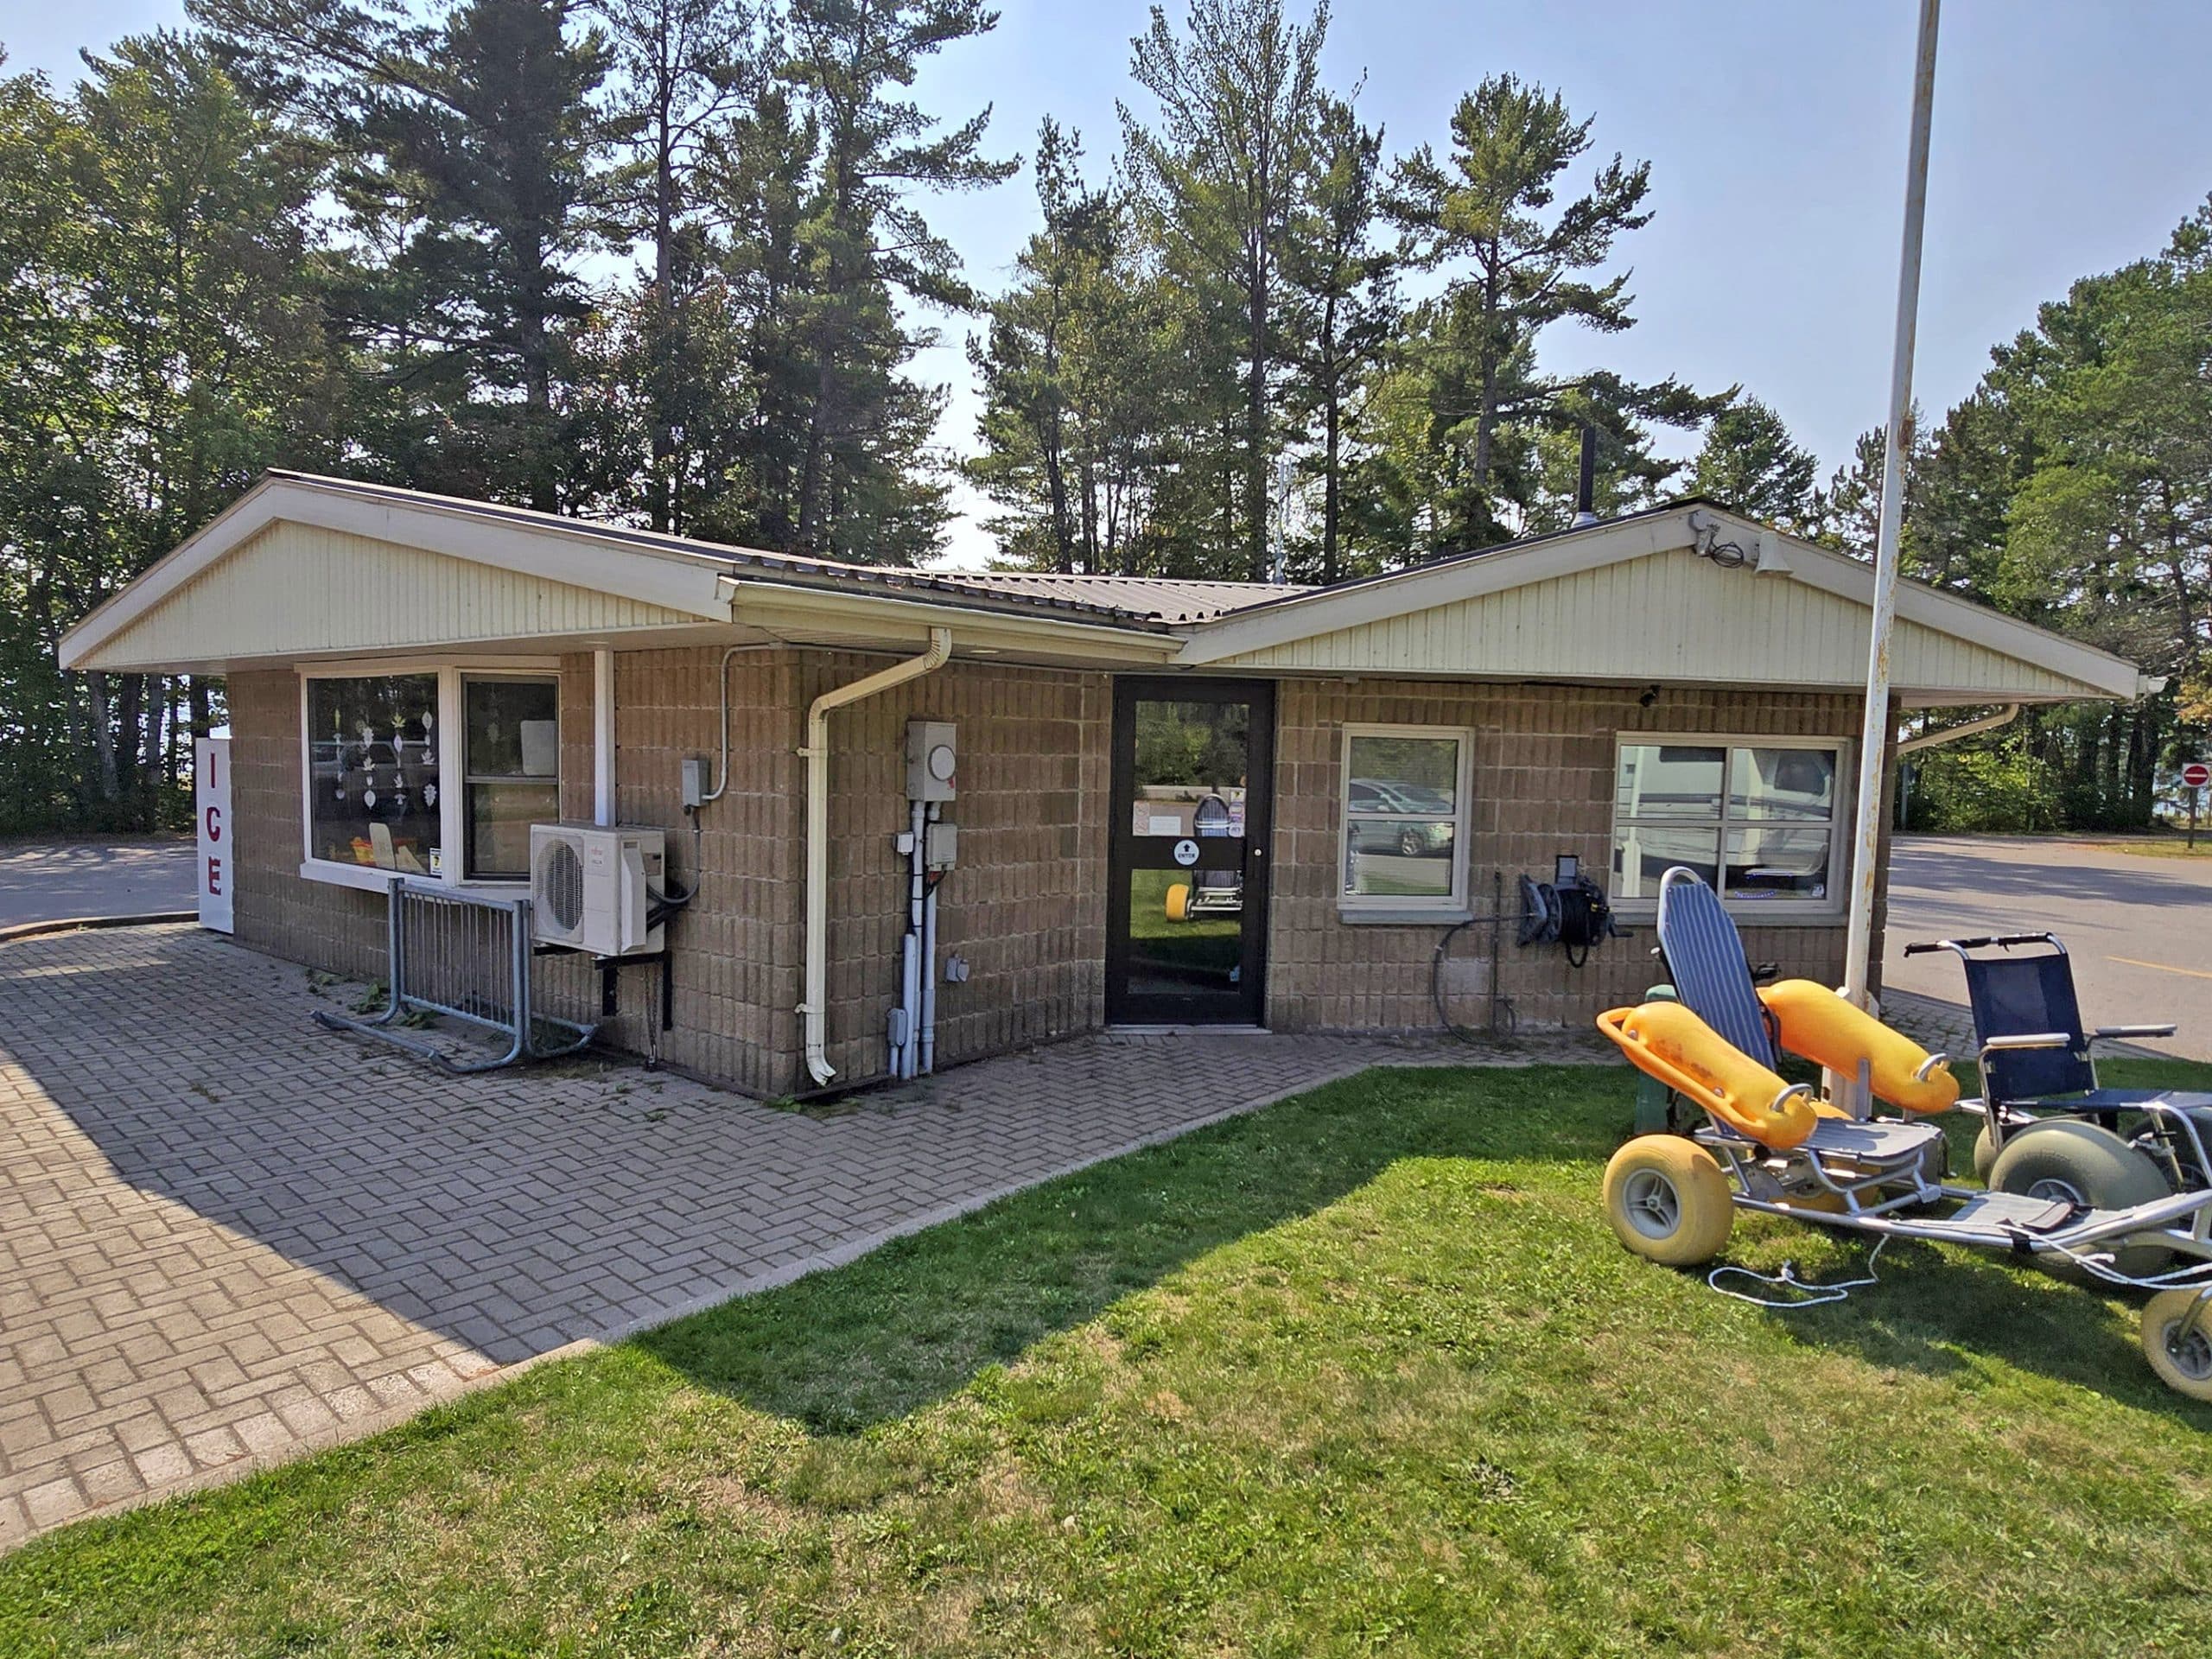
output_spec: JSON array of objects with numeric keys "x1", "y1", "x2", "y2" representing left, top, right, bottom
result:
[{"x1": 1147, "y1": 814, "x2": 1182, "y2": 837}]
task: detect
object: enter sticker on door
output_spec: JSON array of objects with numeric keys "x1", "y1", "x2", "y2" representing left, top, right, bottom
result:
[{"x1": 1173, "y1": 838, "x2": 1201, "y2": 867}]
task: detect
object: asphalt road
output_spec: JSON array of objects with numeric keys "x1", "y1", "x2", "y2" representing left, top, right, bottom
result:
[
  {"x1": 1883, "y1": 835, "x2": 2212, "y2": 1063},
  {"x1": 0, "y1": 838, "x2": 198, "y2": 929}
]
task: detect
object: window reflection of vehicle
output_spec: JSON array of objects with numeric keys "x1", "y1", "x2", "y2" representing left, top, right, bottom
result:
[
  {"x1": 1614, "y1": 742, "x2": 1838, "y2": 901},
  {"x1": 1347, "y1": 778, "x2": 1453, "y2": 857}
]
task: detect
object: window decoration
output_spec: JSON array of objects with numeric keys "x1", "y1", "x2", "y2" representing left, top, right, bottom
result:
[
  {"x1": 307, "y1": 675, "x2": 442, "y2": 874},
  {"x1": 1612, "y1": 739, "x2": 1843, "y2": 906},
  {"x1": 1339, "y1": 726, "x2": 1472, "y2": 912}
]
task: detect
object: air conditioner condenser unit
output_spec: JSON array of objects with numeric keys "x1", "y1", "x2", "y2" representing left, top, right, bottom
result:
[{"x1": 530, "y1": 823, "x2": 667, "y2": 957}]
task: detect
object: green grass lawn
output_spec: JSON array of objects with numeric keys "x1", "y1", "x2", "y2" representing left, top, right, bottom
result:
[
  {"x1": 2075, "y1": 836, "x2": 2212, "y2": 860},
  {"x1": 7, "y1": 1058, "x2": 2212, "y2": 1657}
]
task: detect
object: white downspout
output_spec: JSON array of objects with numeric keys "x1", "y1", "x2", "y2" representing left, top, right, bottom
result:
[
  {"x1": 593, "y1": 647, "x2": 615, "y2": 827},
  {"x1": 1895, "y1": 703, "x2": 2020, "y2": 757},
  {"x1": 802, "y1": 628, "x2": 952, "y2": 1085}
]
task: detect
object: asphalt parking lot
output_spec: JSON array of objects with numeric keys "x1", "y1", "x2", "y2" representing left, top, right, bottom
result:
[
  {"x1": 1883, "y1": 835, "x2": 2212, "y2": 1063},
  {"x1": 0, "y1": 839, "x2": 196, "y2": 929}
]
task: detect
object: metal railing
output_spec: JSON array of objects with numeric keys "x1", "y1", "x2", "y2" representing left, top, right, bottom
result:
[{"x1": 314, "y1": 878, "x2": 596, "y2": 1071}]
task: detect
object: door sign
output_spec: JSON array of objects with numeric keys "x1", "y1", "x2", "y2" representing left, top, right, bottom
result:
[{"x1": 1173, "y1": 838, "x2": 1201, "y2": 867}]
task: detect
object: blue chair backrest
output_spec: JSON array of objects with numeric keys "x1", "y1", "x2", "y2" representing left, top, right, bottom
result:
[
  {"x1": 1958, "y1": 948, "x2": 2095, "y2": 1103},
  {"x1": 1654, "y1": 867, "x2": 1777, "y2": 1068}
]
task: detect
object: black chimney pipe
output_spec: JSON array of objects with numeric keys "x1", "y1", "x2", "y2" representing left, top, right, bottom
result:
[{"x1": 1573, "y1": 425, "x2": 1599, "y2": 527}]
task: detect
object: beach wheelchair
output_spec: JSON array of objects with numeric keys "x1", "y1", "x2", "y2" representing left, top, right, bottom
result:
[
  {"x1": 1904, "y1": 931, "x2": 2212, "y2": 1195},
  {"x1": 1595, "y1": 868, "x2": 2212, "y2": 1402}
]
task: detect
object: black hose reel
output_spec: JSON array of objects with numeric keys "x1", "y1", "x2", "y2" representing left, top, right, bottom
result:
[{"x1": 1517, "y1": 853, "x2": 1618, "y2": 969}]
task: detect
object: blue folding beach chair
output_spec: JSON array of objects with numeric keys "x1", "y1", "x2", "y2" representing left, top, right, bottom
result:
[{"x1": 1904, "y1": 931, "x2": 2212, "y2": 1189}]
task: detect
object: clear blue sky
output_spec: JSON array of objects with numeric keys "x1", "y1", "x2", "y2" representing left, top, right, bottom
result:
[{"x1": 10, "y1": 2, "x2": 2211, "y2": 566}]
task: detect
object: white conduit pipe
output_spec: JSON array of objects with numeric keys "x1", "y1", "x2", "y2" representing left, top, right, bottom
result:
[
  {"x1": 1896, "y1": 703, "x2": 2020, "y2": 757},
  {"x1": 698, "y1": 641, "x2": 792, "y2": 806},
  {"x1": 593, "y1": 648, "x2": 615, "y2": 828},
  {"x1": 802, "y1": 628, "x2": 952, "y2": 1085}
]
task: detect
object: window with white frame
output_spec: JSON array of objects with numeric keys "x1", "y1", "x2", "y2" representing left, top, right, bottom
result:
[
  {"x1": 1339, "y1": 724, "x2": 1473, "y2": 912},
  {"x1": 302, "y1": 665, "x2": 561, "y2": 886},
  {"x1": 461, "y1": 677, "x2": 560, "y2": 879},
  {"x1": 1611, "y1": 737, "x2": 1846, "y2": 908},
  {"x1": 306, "y1": 674, "x2": 443, "y2": 875}
]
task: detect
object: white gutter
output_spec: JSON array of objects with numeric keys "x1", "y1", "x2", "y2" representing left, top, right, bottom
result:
[
  {"x1": 1844, "y1": 0, "x2": 1941, "y2": 1011},
  {"x1": 1896, "y1": 703, "x2": 2018, "y2": 757},
  {"x1": 801, "y1": 627, "x2": 952, "y2": 1084}
]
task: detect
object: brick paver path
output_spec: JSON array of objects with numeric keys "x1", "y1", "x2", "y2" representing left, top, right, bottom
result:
[{"x1": 1, "y1": 925, "x2": 1595, "y2": 1547}]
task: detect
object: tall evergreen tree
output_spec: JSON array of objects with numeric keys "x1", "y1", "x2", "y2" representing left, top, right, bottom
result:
[
  {"x1": 1691, "y1": 396, "x2": 1819, "y2": 531},
  {"x1": 592, "y1": 0, "x2": 758, "y2": 530},
  {"x1": 1387, "y1": 73, "x2": 1688, "y2": 545},
  {"x1": 194, "y1": 0, "x2": 619, "y2": 512},
  {"x1": 1282, "y1": 91, "x2": 1394, "y2": 582},
  {"x1": 1122, "y1": 0, "x2": 1327, "y2": 581},
  {"x1": 781, "y1": 0, "x2": 1014, "y2": 558}
]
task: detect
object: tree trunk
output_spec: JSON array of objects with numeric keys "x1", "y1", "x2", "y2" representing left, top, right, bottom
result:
[
  {"x1": 1323, "y1": 376, "x2": 1343, "y2": 586},
  {"x1": 1471, "y1": 257, "x2": 1502, "y2": 537},
  {"x1": 117, "y1": 674, "x2": 146, "y2": 824},
  {"x1": 651, "y1": 122, "x2": 678, "y2": 533},
  {"x1": 1245, "y1": 246, "x2": 1268, "y2": 582}
]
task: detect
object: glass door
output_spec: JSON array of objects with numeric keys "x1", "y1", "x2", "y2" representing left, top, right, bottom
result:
[{"x1": 1106, "y1": 679, "x2": 1274, "y2": 1026}]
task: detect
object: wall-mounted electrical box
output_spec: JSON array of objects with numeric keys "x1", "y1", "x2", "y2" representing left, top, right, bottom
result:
[
  {"x1": 925, "y1": 821, "x2": 958, "y2": 869},
  {"x1": 906, "y1": 721, "x2": 957, "y2": 802},
  {"x1": 680, "y1": 756, "x2": 708, "y2": 809}
]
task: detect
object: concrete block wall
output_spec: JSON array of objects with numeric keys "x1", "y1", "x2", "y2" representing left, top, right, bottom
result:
[
  {"x1": 800, "y1": 654, "x2": 1112, "y2": 1085},
  {"x1": 225, "y1": 654, "x2": 1891, "y2": 1089},
  {"x1": 1266, "y1": 679, "x2": 1872, "y2": 1033},
  {"x1": 593, "y1": 645, "x2": 807, "y2": 1095},
  {"x1": 228, "y1": 669, "x2": 388, "y2": 978}
]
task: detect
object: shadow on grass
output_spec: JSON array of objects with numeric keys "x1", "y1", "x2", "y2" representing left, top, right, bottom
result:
[
  {"x1": 633, "y1": 1063, "x2": 1623, "y2": 1433},
  {"x1": 1732, "y1": 1226, "x2": 2208, "y2": 1421},
  {"x1": 636, "y1": 1056, "x2": 2212, "y2": 1436}
]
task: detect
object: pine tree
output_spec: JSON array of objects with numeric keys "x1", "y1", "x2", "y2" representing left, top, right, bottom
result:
[
  {"x1": 1282, "y1": 92, "x2": 1394, "y2": 582},
  {"x1": 1691, "y1": 396, "x2": 1819, "y2": 531},
  {"x1": 1387, "y1": 73, "x2": 1660, "y2": 544},
  {"x1": 195, "y1": 0, "x2": 619, "y2": 512},
  {"x1": 1122, "y1": 0, "x2": 1327, "y2": 581},
  {"x1": 781, "y1": 0, "x2": 1014, "y2": 558},
  {"x1": 593, "y1": 0, "x2": 758, "y2": 530}
]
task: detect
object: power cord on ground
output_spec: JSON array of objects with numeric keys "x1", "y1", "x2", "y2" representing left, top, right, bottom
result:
[{"x1": 1707, "y1": 1236, "x2": 1891, "y2": 1309}]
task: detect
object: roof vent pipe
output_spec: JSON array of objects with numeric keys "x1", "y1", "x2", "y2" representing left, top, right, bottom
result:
[{"x1": 1573, "y1": 425, "x2": 1599, "y2": 529}]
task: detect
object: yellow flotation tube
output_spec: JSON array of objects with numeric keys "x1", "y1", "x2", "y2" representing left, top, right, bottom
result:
[
  {"x1": 1756, "y1": 979, "x2": 1960, "y2": 1116},
  {"x1": 1597, "y1": 1000, "x2": 1819, "y2": 1150}
]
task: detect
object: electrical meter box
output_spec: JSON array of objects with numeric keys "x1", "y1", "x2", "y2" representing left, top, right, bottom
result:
[{"x1": 906, "y1": 721, "x2": 957, "y2": 802}]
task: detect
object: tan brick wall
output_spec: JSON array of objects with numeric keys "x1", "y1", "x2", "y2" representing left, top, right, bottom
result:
[
  {"x1": 1266, "y1": 680, "x2": 1872, "y2": 1033},
  {"x1": 223, "y1": 651, "x2": 1107, "y2": 1098},
  {"x1": 594, "y1": 646, "x2": 806, "y2": 1095},
  {"x1": 229, "y1": 669, "x2": 388, "y2": 977},
  {"x1": 226, "y1": 655, "x2": 1892, "y2": 1085},
  {"x1": 802, "y1": 655, "x2": 1111, "y2": 1084}
]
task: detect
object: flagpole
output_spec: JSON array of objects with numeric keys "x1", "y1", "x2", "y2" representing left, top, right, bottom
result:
[{"x1": 1843, "y1": 0, "x2": 1942, "y2": 1014}]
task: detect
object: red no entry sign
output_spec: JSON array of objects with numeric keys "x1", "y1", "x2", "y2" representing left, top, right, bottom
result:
[{"x1": 2184, "y1": 762, "x2": 2211, "y2": 789}]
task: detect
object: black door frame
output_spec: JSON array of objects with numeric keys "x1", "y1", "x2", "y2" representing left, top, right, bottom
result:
[{"x1": 1105, "y1": 677, "x2": 1275, "y2": 1027}]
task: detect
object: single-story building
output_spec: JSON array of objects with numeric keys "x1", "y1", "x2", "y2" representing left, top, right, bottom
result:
[{"x1": 60, "y1": 472, "x2": 2152, "y2": 1096}]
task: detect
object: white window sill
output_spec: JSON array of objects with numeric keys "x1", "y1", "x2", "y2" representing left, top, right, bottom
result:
[
  {"x1": 299, "y1": 860, "x2": 527, "y2": 897},
  {"x1": 300, "y1": 859, "x2": 406, "y2": 893},
  {"x1": 1338, "y1": 906, "x2": 1475, "y2": 927}
]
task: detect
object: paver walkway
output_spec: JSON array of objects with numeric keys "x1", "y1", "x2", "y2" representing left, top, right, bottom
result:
[{"x1": 0, "y1": 925, "x2": 1594, "y2": 1548}]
